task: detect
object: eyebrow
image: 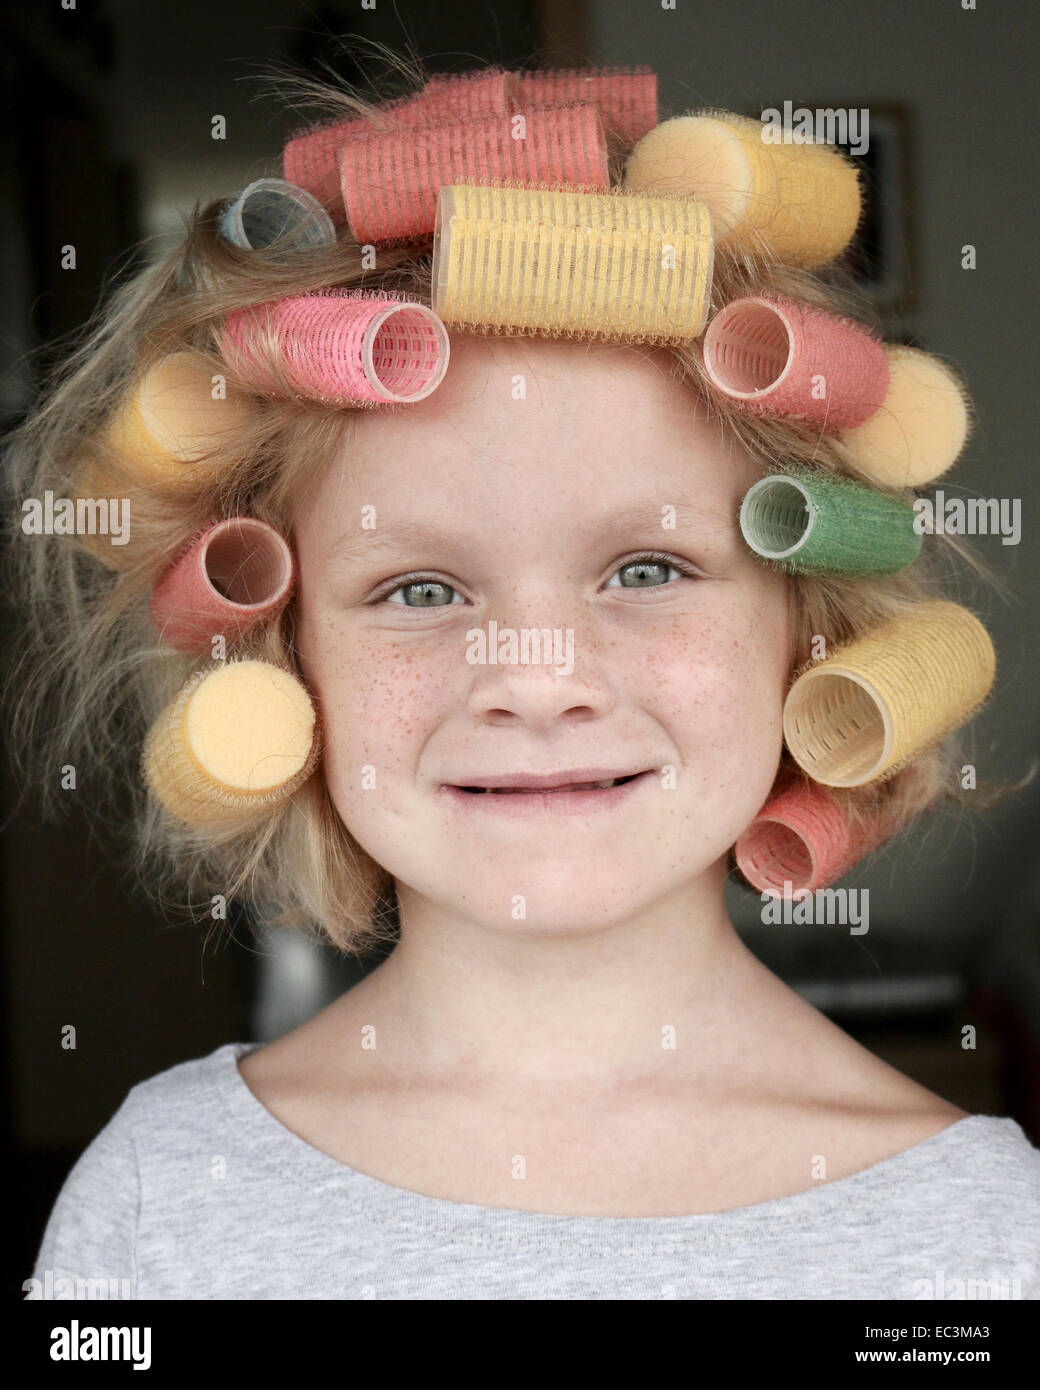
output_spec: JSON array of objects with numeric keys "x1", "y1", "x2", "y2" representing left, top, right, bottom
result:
[{"x1": 325, "y1": 500, "x2": 738, "y2": 567}]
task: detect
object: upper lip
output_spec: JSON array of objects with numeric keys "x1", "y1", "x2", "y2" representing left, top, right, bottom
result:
[{"x1": 446, "y1": 768, "x2": 651, "y2": 790}]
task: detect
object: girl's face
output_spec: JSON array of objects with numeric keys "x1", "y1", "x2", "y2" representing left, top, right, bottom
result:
[{"x1": 294, "y1": 333, "x2": 793, "y2": 931}]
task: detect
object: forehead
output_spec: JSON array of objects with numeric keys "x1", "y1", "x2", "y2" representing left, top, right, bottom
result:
[{"x1": 305, "y1": 332, "x2": 759, "y2": 529}]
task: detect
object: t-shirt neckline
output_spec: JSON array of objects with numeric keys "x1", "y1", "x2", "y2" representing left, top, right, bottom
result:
[{"x1": 211, "y1": 1038, "x2": 999, "y2": 1243}]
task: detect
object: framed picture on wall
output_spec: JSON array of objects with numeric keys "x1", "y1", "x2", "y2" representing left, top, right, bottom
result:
[{"x1": 756, "y1": 101, "x2": 917, "y2": 318}]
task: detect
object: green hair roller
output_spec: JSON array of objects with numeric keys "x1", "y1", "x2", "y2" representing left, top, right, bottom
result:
[{"x1": 738, "y1": 467, "x2": 922, "y2": 575}]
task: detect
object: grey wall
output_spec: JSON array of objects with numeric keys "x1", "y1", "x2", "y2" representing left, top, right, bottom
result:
[
  {"x1": 101, "y1": 0, "x2": 544, "y2": 251},
  {"x1": 583, "y1": 0, "x2": 1039, "y2": 942}
]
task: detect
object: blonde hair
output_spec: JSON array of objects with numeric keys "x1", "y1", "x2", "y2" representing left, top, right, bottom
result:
[{"x1": 0, "y1": 43, "x2": 1014, "y2": 959}]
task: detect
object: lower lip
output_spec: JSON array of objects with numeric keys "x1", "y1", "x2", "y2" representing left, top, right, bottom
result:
[{"x1": 438, "y1": 771, "x2": 654, "y2": 816}]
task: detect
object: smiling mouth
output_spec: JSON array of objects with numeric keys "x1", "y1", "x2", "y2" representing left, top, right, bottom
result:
[{"x1": 456, "y1": 773, "x2": 644, "y2": 794}]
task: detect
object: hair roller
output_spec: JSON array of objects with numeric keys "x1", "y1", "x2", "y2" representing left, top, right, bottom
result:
[
  {"x1": 220, "y1": 291, "x2": 450, "y2": 406},
  {"x1": 516, "y1": 65, "x2": 658, "y2": 142},
  {"x1": 418, "y1": 68, "x2": 520, "y2": 120},
  {"x1": 220, "y1": 178, "x2": 336, "y2": 251},
  {"x1": 783, "y1": 601, "x2": 996, "y2": 787},
  {"x1": 142, "y1": 659, "x2": 320, "y2": 828},
  {"x1": 702, "y1": 295, "x2": 889, "y2": 428},
  {"x1": 839, "y1": 345, "x2": 973, "y2": 487},
  {"x1": 94, "y1": 350, "x2": 252, "y2": 486},
  {"x1": 149, "y1": 518, "x2": 295, "y2": 653},
  {"x1": 735, "y1": 781, "x2": 896, "y2": 894},
  {"x1": 282, "y1": 68, "x2": 517, "y2": 219},
  {"x1": 702, "y1": 301, "x2": 971, "y2": 487},
  {"x1": 623, "y1": 111, "x2": 861, "y2": 268},
  {"x1": 339, "y1": 103, "x2": 610, "y2": 244},
  {"x1": 739, "y1": 468, "x2": 921, "y2": 576},
  {"x1": 71, "y1": 351, "x2": 254, "y2": 571},
  {"x1": 432, "y1": 183, "x2": 714, "y2": 341}
]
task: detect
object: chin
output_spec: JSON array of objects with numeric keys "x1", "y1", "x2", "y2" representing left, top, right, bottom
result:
[{"x1": 441, "y1": 875, "x2": 663, "y2": 933}]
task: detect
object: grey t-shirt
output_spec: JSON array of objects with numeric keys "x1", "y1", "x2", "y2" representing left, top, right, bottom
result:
[{"x1": 26, "y1": 1041, "x2": 1040, "y2": 1300}]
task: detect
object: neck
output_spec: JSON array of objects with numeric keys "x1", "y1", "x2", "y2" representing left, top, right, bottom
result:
[{"x1": 346, "y1": 863, "x2": 761, "y2": 1100}]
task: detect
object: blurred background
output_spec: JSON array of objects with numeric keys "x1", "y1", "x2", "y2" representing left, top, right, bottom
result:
[{"x1": 3, "y1": 0, "x2": 1038, "y2": 1282}]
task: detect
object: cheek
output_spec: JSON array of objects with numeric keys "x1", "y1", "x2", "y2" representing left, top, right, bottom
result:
[
  {"x1": 297, "y1": 602, "x2": 457, "y2": 803},
  {"x1": 634, "y1": 582, "x2": 790, "y2": 771}
]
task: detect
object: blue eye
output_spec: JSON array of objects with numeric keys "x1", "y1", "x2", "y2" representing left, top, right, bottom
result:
[
  {"x1": 382, "y1": 578, "x2": 465, "y2": 608},
  {"x1": 373, "y1": 552, "x2": 699, "y2": 608},
  {"x1": 605, "y1": 552, "x2": 699, "y2": 589}
]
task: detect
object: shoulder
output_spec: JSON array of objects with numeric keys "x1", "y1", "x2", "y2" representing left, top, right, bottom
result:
[
  {"x1": 825, "y1": 1109, "x2": 1040, "y2": 1293},
  {"x1": 25, "y1": 1043, "x2": 245, "y2": 1299},
  {"x1": 923, "y1": 1113, "x2": 1040, "y2": 1214},
  {"x1": 122, "y1": 1042, "x2": 239, "y2": 1123},
  {"x1": 734, "y1": 978, "x2": 1040, "y2": 1248},
  {"x1": 74, "y1": 1042, "x2": 246, "y2": 1166},
  {"x1": 892, "y1": 1114, "x2": 1040, "y2": 1295}
]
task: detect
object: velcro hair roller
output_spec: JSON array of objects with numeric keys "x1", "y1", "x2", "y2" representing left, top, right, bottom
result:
[
  {"x1": 339, "y1": 103, "x2": 610, "y2": 244},
  {"x1": 220, "y1": 178, "x2": 336, "y2": 251},
  {"x1": 702, "y1": 295, "x2": 889, "y2": 428},
  {"x1": 839, "y1": 345, "x2": 972, "y2": 487},
  {"x1": 623, "y1": 111, "x2": 861, "y2": 268},
  {"x1": 283, "y1": 68, "x2": 517, "y2": 219},
  {"x1": 220, "y1": 292, "x2": 450, "y2": 405},
  {"x1": 783, "y1": 600, "x2": 996, "y2": 788},
  {"x1": 739, "y1": 468, "x2": 921, "y2": 576},
  {"x1": 99, "y1": 350, "x2": 252, "y2": 484},
  {"x1": 702, "y1": 301, "x2": 972, "y2": 487},
  {"x1": 418, "y1": 68, "x2": 520, "y2": 120},
  {"x1": 432, "y1": 183, "x2": 714, "y2": 341},
  {"x1": 143, "y1": 659, "x2": 319, "y2": 827},
  {"x1": 736, "y1": 782, "x2": 894, "y2": 895},
  {"x1": 150, "y1": 518, "x2": 295, "y2": 653},
  {"x1": 74, "y1": 351, "x2": 254, "y2": 573},
  {"x1": 516, "y1": 66, "x2": 658, "y2": 142},
  {"x1": 72, "y1": 352, "x2": 255, "y2": 574}
]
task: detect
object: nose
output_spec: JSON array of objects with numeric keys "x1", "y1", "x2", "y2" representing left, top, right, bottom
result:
[{"x1": 463, "y1": 614, "x2": 614, "y2": 729}]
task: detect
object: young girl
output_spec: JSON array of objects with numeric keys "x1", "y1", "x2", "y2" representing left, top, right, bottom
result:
[{"x1": 11, "y1": 52, "x2": 1039, "y2": 1300}]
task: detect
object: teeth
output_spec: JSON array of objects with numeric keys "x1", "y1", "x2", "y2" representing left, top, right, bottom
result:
[{"x1": 482, "y1": 778, "x2": 619, "y2": 793}]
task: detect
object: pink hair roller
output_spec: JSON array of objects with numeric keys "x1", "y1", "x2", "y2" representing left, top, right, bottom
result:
[
  {"x1": 284, "y1": 121, "x2": 367, "y2": 222},
  {"x1": 417, "y1": 68, "x2": 520, "y2": 121},
  {"x1": 516, "y1": 66, "x2": 658, "y2": 142},
  {"x1": 735, "y1": 782, "x2": 892, "y2": 895},
  {"x1": 282, "y1": 68, "x2": 517, "y2": 220},
  {"x1": 339, "y1": 103, "x2": 610, "y2": 244},
  {"x1": 150, "y1": 518, "x2": 295, "y2": 653},
  {"x1": 702, "y1": 295, "x2": 890, "y2": 430},
  {"x1": 220, "y1": 292, "x2": 450, "y2": 405}
]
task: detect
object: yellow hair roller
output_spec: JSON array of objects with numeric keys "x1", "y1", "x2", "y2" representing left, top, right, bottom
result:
[
  {"x1": 143, "y1": 659, "x2": 319, "y2": 827},
  {"x1": 73, "y1": 351, "x2": 254, "y2": 570},
  {"x1": 783, "y1": 601, "x2": 996, "y2": 788},
  {"x1": 432, "y1": 182, "x2": 714, "y2": 341},
  {"x1": 839, "y1": 345, "x2": 973, "y2": 488},
  {"x1": 100, "y1": 351, "x2": 251, "y2": 484},
  {"x1": 623, "y1": 111, "x2": 861, "y2": 269}
]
